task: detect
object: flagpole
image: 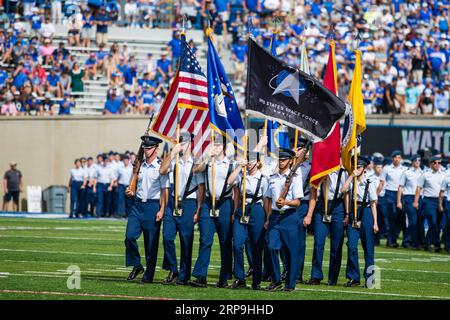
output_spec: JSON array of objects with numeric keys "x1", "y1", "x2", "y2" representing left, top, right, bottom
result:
[
  {"x1": 352, "y1": 146, "x2": 358, "y2": 228},
  {"x1": 174, "y1": 17, "x2": 188, "y2": 216},
  {"x1": 294, "y1": 129, "x2": 299, "y2": 149},
  {"x1": 262, "y1": 118, "x2": 268, "y2": 163},
  {"x1": 210, "y1": 128, "x2": 215, "y2": 216},
  {"x1": 242, "y1": 114, "x2": 248, "y2": 219},
  {"x1": 352, "y1": 33, "x2": 361, "y2": 228}
]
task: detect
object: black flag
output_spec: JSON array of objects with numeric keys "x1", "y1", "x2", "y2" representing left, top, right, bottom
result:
[{"x1": 245, "y1": 37, "x2": 346, "y2": 142}]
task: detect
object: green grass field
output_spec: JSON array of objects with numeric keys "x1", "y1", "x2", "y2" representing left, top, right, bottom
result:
[{"x1": 0, "y1": 216, "x2": 449, "y2": 300}]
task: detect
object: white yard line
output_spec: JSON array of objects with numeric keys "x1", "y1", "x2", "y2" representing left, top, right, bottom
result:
[
  {"x1": 0, "y1": 235, "x2": 123, "y2": 241},
  {"x1": 294, "y1": 287, "x2": 449, "y2": 300},
  {"x1": 1, "y1": 248, "x2": 449, "y2": 274},
  {"x1": 0, "y1": 289, "x2": 177, "y2": 300}
]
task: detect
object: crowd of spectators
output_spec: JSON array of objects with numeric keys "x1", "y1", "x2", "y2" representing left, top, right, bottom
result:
[{"x1": 0, "y1": 0, "x2": 449, "y2": 116}]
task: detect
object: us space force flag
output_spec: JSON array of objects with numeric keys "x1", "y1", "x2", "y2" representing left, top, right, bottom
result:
[
  {"x1": 207, "y1": 29, "x2": 245, "y2": 149},
  {"x1": 266, "y1": 30, "x2": 290, "y2": 157},
  {"x1": 245, "y1": 37, "x2": 346, "y2": 142}
]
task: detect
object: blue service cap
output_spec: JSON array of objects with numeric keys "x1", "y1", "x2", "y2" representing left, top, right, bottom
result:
[
  {"x1": 292, "y1": 136, "x2": 309, "y2": 148},
  {"x1": 278, "y1": 148, "x2": 296, "y2": 160},
  {"x1": 122, "y1": 154, "x2": 130, "y2": 160},
  {"x1": 390, "y1": 150, "x2": 402, "y2": 158},
  {"x1": 353, "y1": 156, "x2": 370, "y2": 167},
  {"x1": 373, "y1": 157, "x2": 384, "y2": 166},
  {"x1": 410, "y1": 154, "x2": 421, "y2": 161},
  {"x1": 141, "y1": 135, "x2": 162, "y2": 148},
  {"x1": 429, "y1": 155, "x2": 442, "y2": 162}
]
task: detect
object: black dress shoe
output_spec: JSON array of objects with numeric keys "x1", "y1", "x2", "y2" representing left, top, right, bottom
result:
[
  {"x1": 245, "y1": 268, "x2": 254, "y2": 278},
  {"x1": 175, "y1": 278, "x2": 188, "y2": 286},
  {"x1": 262, "y1": 276, "x2": 272, "y2": 282},
  {"x1": 189, "y1": 277, "x2": 207, "y2": 288},
  {"x1": 126, "y1": 266, "x2": 144, "y2": 281},
  {"x1": 327, "y1": 282, "x2": 337, "y2": 286},
  {"x1": 296, "y1": 279, "x2": 304, "y2": 284},
  {"x1": 252, "y1": 283, "x2": 261, "y2": 290},
  {"x1": 283, "y1": 287, "x2": 295, "y2": 292},
  {"x1": 216, "y1": 280, "x2": 229, "y2": 288},
  {"x1": 163, "y1": 271, "x2": 179, "y2": 284},
  {"x1": 344, "y1": 279, "x2": 360, "y2": 287},
  {"x1": 228, "y1": 279, "x2": 246, "y2": 289},
  {"x1": 387, "y1": 242, "x2": 399, "y2": 248},
  {"x1": 280, "y1": 270, "x2": 287, "y2": 281},
  {"x1": 140, "y1": 278, "x2": 153, "y2": 284},
  {"x1": 266, "y1": 282, "x2": 283, "y2": 291},
  {"x1": 304, "y1": 278, "x2": 321, "y2": 285}
]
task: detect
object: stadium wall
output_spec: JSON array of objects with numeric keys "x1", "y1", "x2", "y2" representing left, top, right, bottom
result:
[{"x1": 1, "y1": 115, "x2": 449, "y2": 212}]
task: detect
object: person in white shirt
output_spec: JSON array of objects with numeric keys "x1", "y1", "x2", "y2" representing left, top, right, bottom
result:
[
  {"x1": 115, "y1": 154, "x2": 134, "y2": 217},
  {"x1": 379, "y1": 150, "x2": 407, "y2": 247},
  {"x1": 68, "y1": 159, "x2": 87, "y2": 218},
  {"x1": 397, "y1": 154, "x2": 423, "y2": 248},
  {"x1": 264, "y1": 148, "x2": 303, "y2": 292},
  {"x1": 414, "y1": 155, "x2": 446, "y2": 252},
  {"x1": 40, "y1": 16, "x2": 56, "y2": 39}
]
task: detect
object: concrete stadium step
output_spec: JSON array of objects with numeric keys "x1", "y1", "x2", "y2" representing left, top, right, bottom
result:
[{"x1": 71, "y1": 91, "x2": 105, "y2": 98}]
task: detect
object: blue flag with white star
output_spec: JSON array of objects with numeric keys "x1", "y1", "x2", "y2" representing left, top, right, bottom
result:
[
  {"x1": 267, "y1": 31, "x2": 291, "y2": 156},
  {"x1": 207, "y1": 36, "x2": 245, "y2": 150}
]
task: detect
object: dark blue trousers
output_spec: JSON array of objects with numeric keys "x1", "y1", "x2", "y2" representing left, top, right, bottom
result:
[
  {"x1": 86, "y1": 186, "x2": 96, "y2": 216},
  {"x1": 422, "y1": 197, "x2": 441, "y2": 248},
  {"x1": 79, "y1": 187, "x2": 87, "y2": 217},
  {"x1": 117, "y1": 184, "x2": 133, "y2": 217},
  {"x1": 443, "y1": 201, "x2": 450, "y2": 250},
  {"x1": 192, "y1": 198, "x2": 233, "y2": 283},
  {"x1": 96, "y1": 183, "x2": 110, "y2": 217},
  {"x1": 310, "y1": 201, "x2": 344, "y2": 284},
  {"x1": 245, "y1": 236, "x2": 254, "y2": 270},
  {"x1": 266, "y1": 209, "x2": 300, "y2": 289},
  {"x1": 386, "y1": 190, "x2": 403, "y2": 245},
  {"x1": 162, "y1": 198, "x2": 197, "y2": 282},
  {"x1": 402, "y1": 195, "x2": 420, "y2": 247},
  {"x1": 124, "y1": 199, "x2": 162, "y2": 282},
  {"x1": 70, "y1": 181, "x2": 83, "y2": 216},
  {"x1": 232, "y1": 203, "x2": 265, "y2": 285},
  {"x1": 375, "y1": 195, "x2": 388, "y2": 245},
  {"x1": 346, "y1": 206, "x2": 375, "y2": 283},
  {"x1": 110, "y1": 186, "x2": 119, "y2": 216},
  {"x1": 296, "y1": 200, "x2": 308, "y2": 281}
]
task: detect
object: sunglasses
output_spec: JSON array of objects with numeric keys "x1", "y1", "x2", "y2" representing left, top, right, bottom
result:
[{"x1": 433, "y1": 161, "x2": 441, "y2": 165}]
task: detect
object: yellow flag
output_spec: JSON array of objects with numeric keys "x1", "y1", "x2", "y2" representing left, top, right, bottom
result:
[{"x1": 342, "y1": 49, "x2": 366, "y2": 173}]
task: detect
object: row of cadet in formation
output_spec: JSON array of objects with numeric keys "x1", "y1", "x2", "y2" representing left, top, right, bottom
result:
[{"x1": 68, "y1": 133, "x2": 450, "y2": 291}]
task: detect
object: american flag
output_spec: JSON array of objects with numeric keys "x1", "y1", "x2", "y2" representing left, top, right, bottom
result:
[{"x1": 151, "y1": 34, "x2": 210, "y2": 158}]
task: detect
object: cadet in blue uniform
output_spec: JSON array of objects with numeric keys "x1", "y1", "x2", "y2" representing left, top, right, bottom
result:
[
  {"x1": 414, "y1": 155, "x2": 446, "y2": 252},
  {"x1": 84, "y1": 157, "x2": 97, "y2": 217},
  {"x1": 68, "y1": 159, "x2": 87, "y2": 218},
  {"x1": 379, "y1": 150, "x2": 407, "y2": 247},
  {"x1": 227, "y1": 150, "x2": 268, "y2": 290},
  {"x1": 190, "y1": 133, "x2": 235, "y2": 288},
  {"x1": 397, "y1": 154, "x2": 422, "y2": 248},
  {"x1": 373, "y1": 157, "x2": 387, "y2": 246},
  {"x1": 264, "y1": 148, "x2": 303, "y2": 292},
  {"x1": 93, "y1": 155, "x2": 114, "y2": 217},
  {"x1": 294, "y1": 137, "x2": 311, "y2": 284},
  {"x1": 115, "y1": 154, "x2": 133, "y2": 217},
  {"x1": 439, "y1": 170, "x2": 450, "y2": 253},
  {"x1": 304, "y1": 164, "x2": 348, "y2": 286},
  {"x1": 124, "y1": 135, "x2": 169, "y2": 282},
  {"x1": 342, "y1": 157, "x2": 379, "y2": 288},
  {"x1": 159, "y1": 132, "x2": 205, "y2": 285}
]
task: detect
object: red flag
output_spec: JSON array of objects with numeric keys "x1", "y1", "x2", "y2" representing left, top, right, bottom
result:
[{"x1": 309, "y1": 41, "x2": 341, "y2": 188}]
